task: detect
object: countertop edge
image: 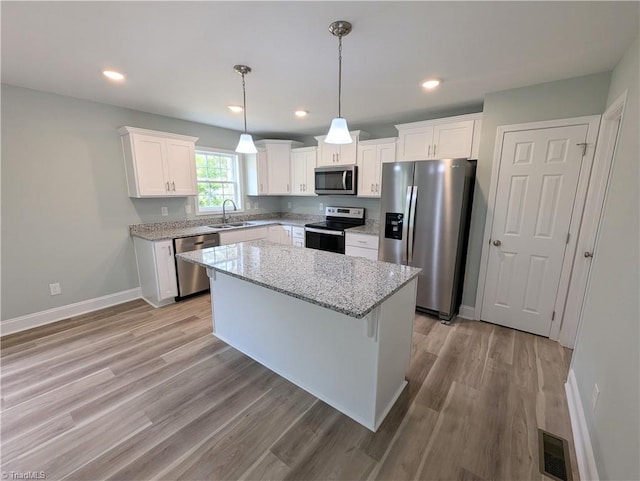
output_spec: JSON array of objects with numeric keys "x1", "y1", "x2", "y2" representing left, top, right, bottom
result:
[{"x1": 177, "y1": 252, "x2": 420, "y2": 319}]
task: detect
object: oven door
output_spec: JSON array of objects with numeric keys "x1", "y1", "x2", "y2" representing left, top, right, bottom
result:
[{"x1": 305, "y1": 227, "x2": 345, "y2": 254}]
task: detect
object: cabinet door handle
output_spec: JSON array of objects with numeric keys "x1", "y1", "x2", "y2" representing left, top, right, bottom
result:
[
  {"x1": 166, "y1": 181, "x2": 170, "y2": 192},
  {"x1": 433, "y1": 144, "x2": 437, "y2": 156},
  {"x1": 371, "y1": 183, "x2": 374, "y2": 192},
  {"x1": 171, "y1": 181, "x2": 176, "y2": 191},
  {"x1": 302, "y1": 184, "x2": 305, "y2": 192},
  {"x1": 376, "y1": 183, "x2": 379, "y2": 192}
]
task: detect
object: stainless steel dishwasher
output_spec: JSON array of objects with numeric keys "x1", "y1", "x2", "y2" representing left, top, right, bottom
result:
[{"x1": 173, "y1": 233, "x2": 220, "y2": 298}]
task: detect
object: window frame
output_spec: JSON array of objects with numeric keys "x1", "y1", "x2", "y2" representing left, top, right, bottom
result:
[{"x1": 194, "y1": 146, "x2": 244, "y2": 216}]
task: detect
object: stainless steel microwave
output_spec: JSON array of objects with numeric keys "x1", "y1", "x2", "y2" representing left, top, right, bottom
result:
[{"x1": 314, "y1": 165, "x2": 358, "y2": 195}]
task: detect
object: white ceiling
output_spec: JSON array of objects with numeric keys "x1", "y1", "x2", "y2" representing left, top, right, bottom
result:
[{"x1": 2, "y1": 2, "x2": 638, "y2": 138}]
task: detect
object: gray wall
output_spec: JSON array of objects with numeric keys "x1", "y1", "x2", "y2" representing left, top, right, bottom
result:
[
  {"x1": 571, "y1": 37, "x2": 639, "y2": 481},
  {"x1": 461, "y1": 72, "x2": 612, "y2": 307},
  {"x1": 280, "y1": 195, "x2": 380, "y2": 221},
  {"x1": 1, "y1": 84, "x2": 279, "y2": 320}
]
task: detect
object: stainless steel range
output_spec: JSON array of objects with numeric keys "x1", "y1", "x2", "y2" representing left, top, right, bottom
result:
[{"x1": 305, "y1": 206, "x2": 365, "y2": 254}]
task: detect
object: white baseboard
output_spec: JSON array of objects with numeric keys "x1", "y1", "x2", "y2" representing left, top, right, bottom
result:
[
  {"x1": 458, "y1": 304, "x2": 475, "y2": 320},
  {"x1": 565, "y1": 369, "x2": 599, "y2": 481},
  {"x1": 1, "y1": 288, "x2": 142, "y2": 336}
]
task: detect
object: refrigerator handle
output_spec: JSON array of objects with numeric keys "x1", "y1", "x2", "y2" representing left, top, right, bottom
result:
[
  {"x1": 402, "y1": 185, "x2": 413, "y2": 264},
  {"x1": 408, "y1": 186, "x2": 418, "y2": 263}
]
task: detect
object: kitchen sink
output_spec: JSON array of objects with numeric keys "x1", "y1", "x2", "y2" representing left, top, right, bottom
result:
[{"x1": 208, "y1": 222, "x2": 256, "y2": 229}]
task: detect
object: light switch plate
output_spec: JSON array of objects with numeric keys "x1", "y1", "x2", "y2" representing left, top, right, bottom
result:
[
  {"x1": 161, "y1": 206, "x2": 168, "y2": 216},
  {"x1": 185, "y1": 203, "x2": 192, "y2": 214},
  {"x1": 49, "y1": 282, "x2": 61, "y2": 296}
]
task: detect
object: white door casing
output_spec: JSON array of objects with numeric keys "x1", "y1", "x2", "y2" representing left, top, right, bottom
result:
[
  {"x1": 479, "y1": 119, "x2": 600, "y2": 337},
  {"x1": 555, "y1": 93, "x2": 626, "y2": 347}
]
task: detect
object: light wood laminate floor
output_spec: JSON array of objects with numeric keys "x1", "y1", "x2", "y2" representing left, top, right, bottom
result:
[{"x1": 1, "y1": 295, "x2": 578, "y2": 480}]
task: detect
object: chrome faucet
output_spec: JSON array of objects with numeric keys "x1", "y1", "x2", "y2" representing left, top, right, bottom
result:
[{"x1": 222, "y1": 199, "x2": 238, "y2": 224}]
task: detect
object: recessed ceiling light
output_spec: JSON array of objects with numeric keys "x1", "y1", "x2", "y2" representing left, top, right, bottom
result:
[
  {"x1": 102, "y1": 70, "x2": 125, "y2": 81},
  {"x1": 228, "y1": 105, "x2": 243, "y2": 113},
  {"x1": 422, "y1": 79, "x2": 441, "y2": 90},
  {"x1": 295, "y1": 110, "x2": 308, "y2": 118}
]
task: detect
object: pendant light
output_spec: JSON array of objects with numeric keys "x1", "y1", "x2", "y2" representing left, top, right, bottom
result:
[
  {"x1": 233, "y1": 64, "x2": 257, "y2": 154},
  {"x1": 325, "y1": 21, "x2": 353, "y2": 144}
]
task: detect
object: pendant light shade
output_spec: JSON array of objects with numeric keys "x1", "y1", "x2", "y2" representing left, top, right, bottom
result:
[
  {"x1": 325, "y1": 21, "x2": 353, "y2": 145},
  {"x1": 233, "y1": 64, "x2": 257, "y2": 154},
  {"x1": 236, "y1": 133, "x2": 257, "y2": 154},
  {"x1": 325, "y1": 117, "x2": 352, "y2": 144}
]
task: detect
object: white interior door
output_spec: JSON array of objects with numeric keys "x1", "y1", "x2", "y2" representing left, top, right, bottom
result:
[{"x1": 481, "y1": 124, "x2": 588, "y2": 336}]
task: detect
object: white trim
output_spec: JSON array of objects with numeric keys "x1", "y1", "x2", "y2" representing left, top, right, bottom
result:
[
  {"x1": 474, "y1": 115, "x2": 601, "y2": 341},
  {"x1": 458, "y1": 304, "x2": 476, "y2": 320},
  {"x1": 565, "y1": 369, "x2": 600, "y2": 481},
  {"x1": 557, "y1": 91, "x2": 628, "y2": 347},
  {"x1": 394, "y1": 112, "x2": 483, "y2": 130},
  {"x1": 0, "y1": 288, "x2": 142, "y2": 336}
]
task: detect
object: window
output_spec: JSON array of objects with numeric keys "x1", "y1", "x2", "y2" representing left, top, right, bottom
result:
[{"x1": 195, "y1": 148, "x2": 243, "y2": 214}]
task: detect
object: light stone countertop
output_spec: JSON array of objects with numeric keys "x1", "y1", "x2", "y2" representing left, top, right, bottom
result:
[
  {"x1": 131, "y1": 218, "x2": 309, "y2": 241},
  {"x1": 176, "y1": 240, "x2": 421, "y2": 319},
  {"x1": 347, "y1": 224, "x2": 380, "y2": 236}
]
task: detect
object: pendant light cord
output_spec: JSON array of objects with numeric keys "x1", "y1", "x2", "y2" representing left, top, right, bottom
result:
[
  {"x1": 337, "y1": 34, "x2": 343, "y2": 118},
  {"x1": 241, "y1": 73, "x2": 248, "y2": 133}
]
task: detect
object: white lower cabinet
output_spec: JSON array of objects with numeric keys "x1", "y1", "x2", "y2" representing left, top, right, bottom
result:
[
  {"x1": 345, "y1": 232, "x2": 379, "y2": 261},
  {"x1": 268, "y1": 225, "x2": 293, "y2": 245},
  {"x1": 292, "y1": 226, "x2": 305, "y2": 247},
  {"x1": 133, "y1": 237, "x2": 178, "y2": 308},
  {"x1": 218, "y1": 227, "x2": 268, "y2": 245}
]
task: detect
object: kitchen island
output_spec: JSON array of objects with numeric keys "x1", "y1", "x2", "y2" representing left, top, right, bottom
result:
[{"x1": 177, "y1": 240, "x2": 421, "y2": 431}]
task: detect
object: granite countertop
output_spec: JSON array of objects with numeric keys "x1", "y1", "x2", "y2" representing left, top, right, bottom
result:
[
  {"x1": 176, "y1": 240, "x2": 421, "y2": 319},
  {"x1": 347, "y1": 224, "x2": 380, "y2": 236},
  {"x1": 131, "y1": 218, "x2": 309, "y2": 241}
]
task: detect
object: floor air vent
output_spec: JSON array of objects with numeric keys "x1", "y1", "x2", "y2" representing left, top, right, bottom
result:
[{"x1": 538, "y1": 428, "x2": 572, "y2": 481}]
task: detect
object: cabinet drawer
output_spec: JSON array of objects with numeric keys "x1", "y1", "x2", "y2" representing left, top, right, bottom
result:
[
  {"x1": 292, "y1": 226, "x2": 305, "y2": 239},
  {"x1": 345, "y1": 245, "x2": 379, "y2": 261},
  {"x1": 345, "y1": 232, "x2": 379, "y2": 249}
]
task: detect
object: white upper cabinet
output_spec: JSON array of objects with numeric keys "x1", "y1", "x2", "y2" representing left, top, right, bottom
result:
[
  {"x1": 119, "y1": 126, "x2": 198, "y2": 198},
  {"x1": 291, "y1": 147, "x2": 317, "y2": 196},
  {"x1": 357, "y1": 138, "x2": 397, "y2": 197},
  {"x1": 246, "y1": 150, "x2": 269, "y2": 195},
  {"x1": 247, "y1": 140, "x2": 302, "y2": 195},
  {"x1": 315, "y1": 131, "x2": 368, "y2": 166},
  {"x1": 395, "y1": 113, "x2": 482, "y2": 161}
]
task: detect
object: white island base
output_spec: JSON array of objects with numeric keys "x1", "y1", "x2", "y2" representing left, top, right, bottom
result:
[{"x1": 208, "y1": 270, "x2": 418, "y2": 432}]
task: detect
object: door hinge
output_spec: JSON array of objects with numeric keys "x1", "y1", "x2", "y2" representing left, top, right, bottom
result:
[
  {"x1": 576, "y1": 142, "x2": 588, "y2": 157},
  {"x1": 566, "y1": 232, "x2": 570, "y2": 244},
  {"x1": 552, "y1": 311, "x2": 556, "y2": 321}
]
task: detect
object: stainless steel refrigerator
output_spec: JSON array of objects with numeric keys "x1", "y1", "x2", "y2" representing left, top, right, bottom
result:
[{"x1": 378, "y1": 159, "x2": 476, "y2": 322}]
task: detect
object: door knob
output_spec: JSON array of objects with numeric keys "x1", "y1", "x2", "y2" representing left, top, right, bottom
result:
[
  {"x1": 584, "y1": 251, "x2": 593, "y2": 258},
  {"x1": 493, "y1": 240, "x2": 502, "y2": 246}
]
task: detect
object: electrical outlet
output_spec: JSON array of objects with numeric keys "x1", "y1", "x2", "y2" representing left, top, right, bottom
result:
[
  {"x1": 185, "y1": 203, "x2": 192, "y2": 214},
  {"x1": 246, "y1": 201, "x2": 252, "y2": 210},
  {"x1": 161, "y1": 206, "x2": 168, "y2": 216},
  {"x1": 319, "y1": 202, "x2": 324, "y2": 212},
  {"x1": 592, "y1": 384, "x2": 600, "y2": 411},
  {"x1": 49, "y1": 282, "x2": 61, "y2": 296},
  {"x1": 287, "y1": 202, "x2": 292, "y2": 209},
  {"x1": 254, "y1": 201, "x2": 259, "y2": 210}
]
